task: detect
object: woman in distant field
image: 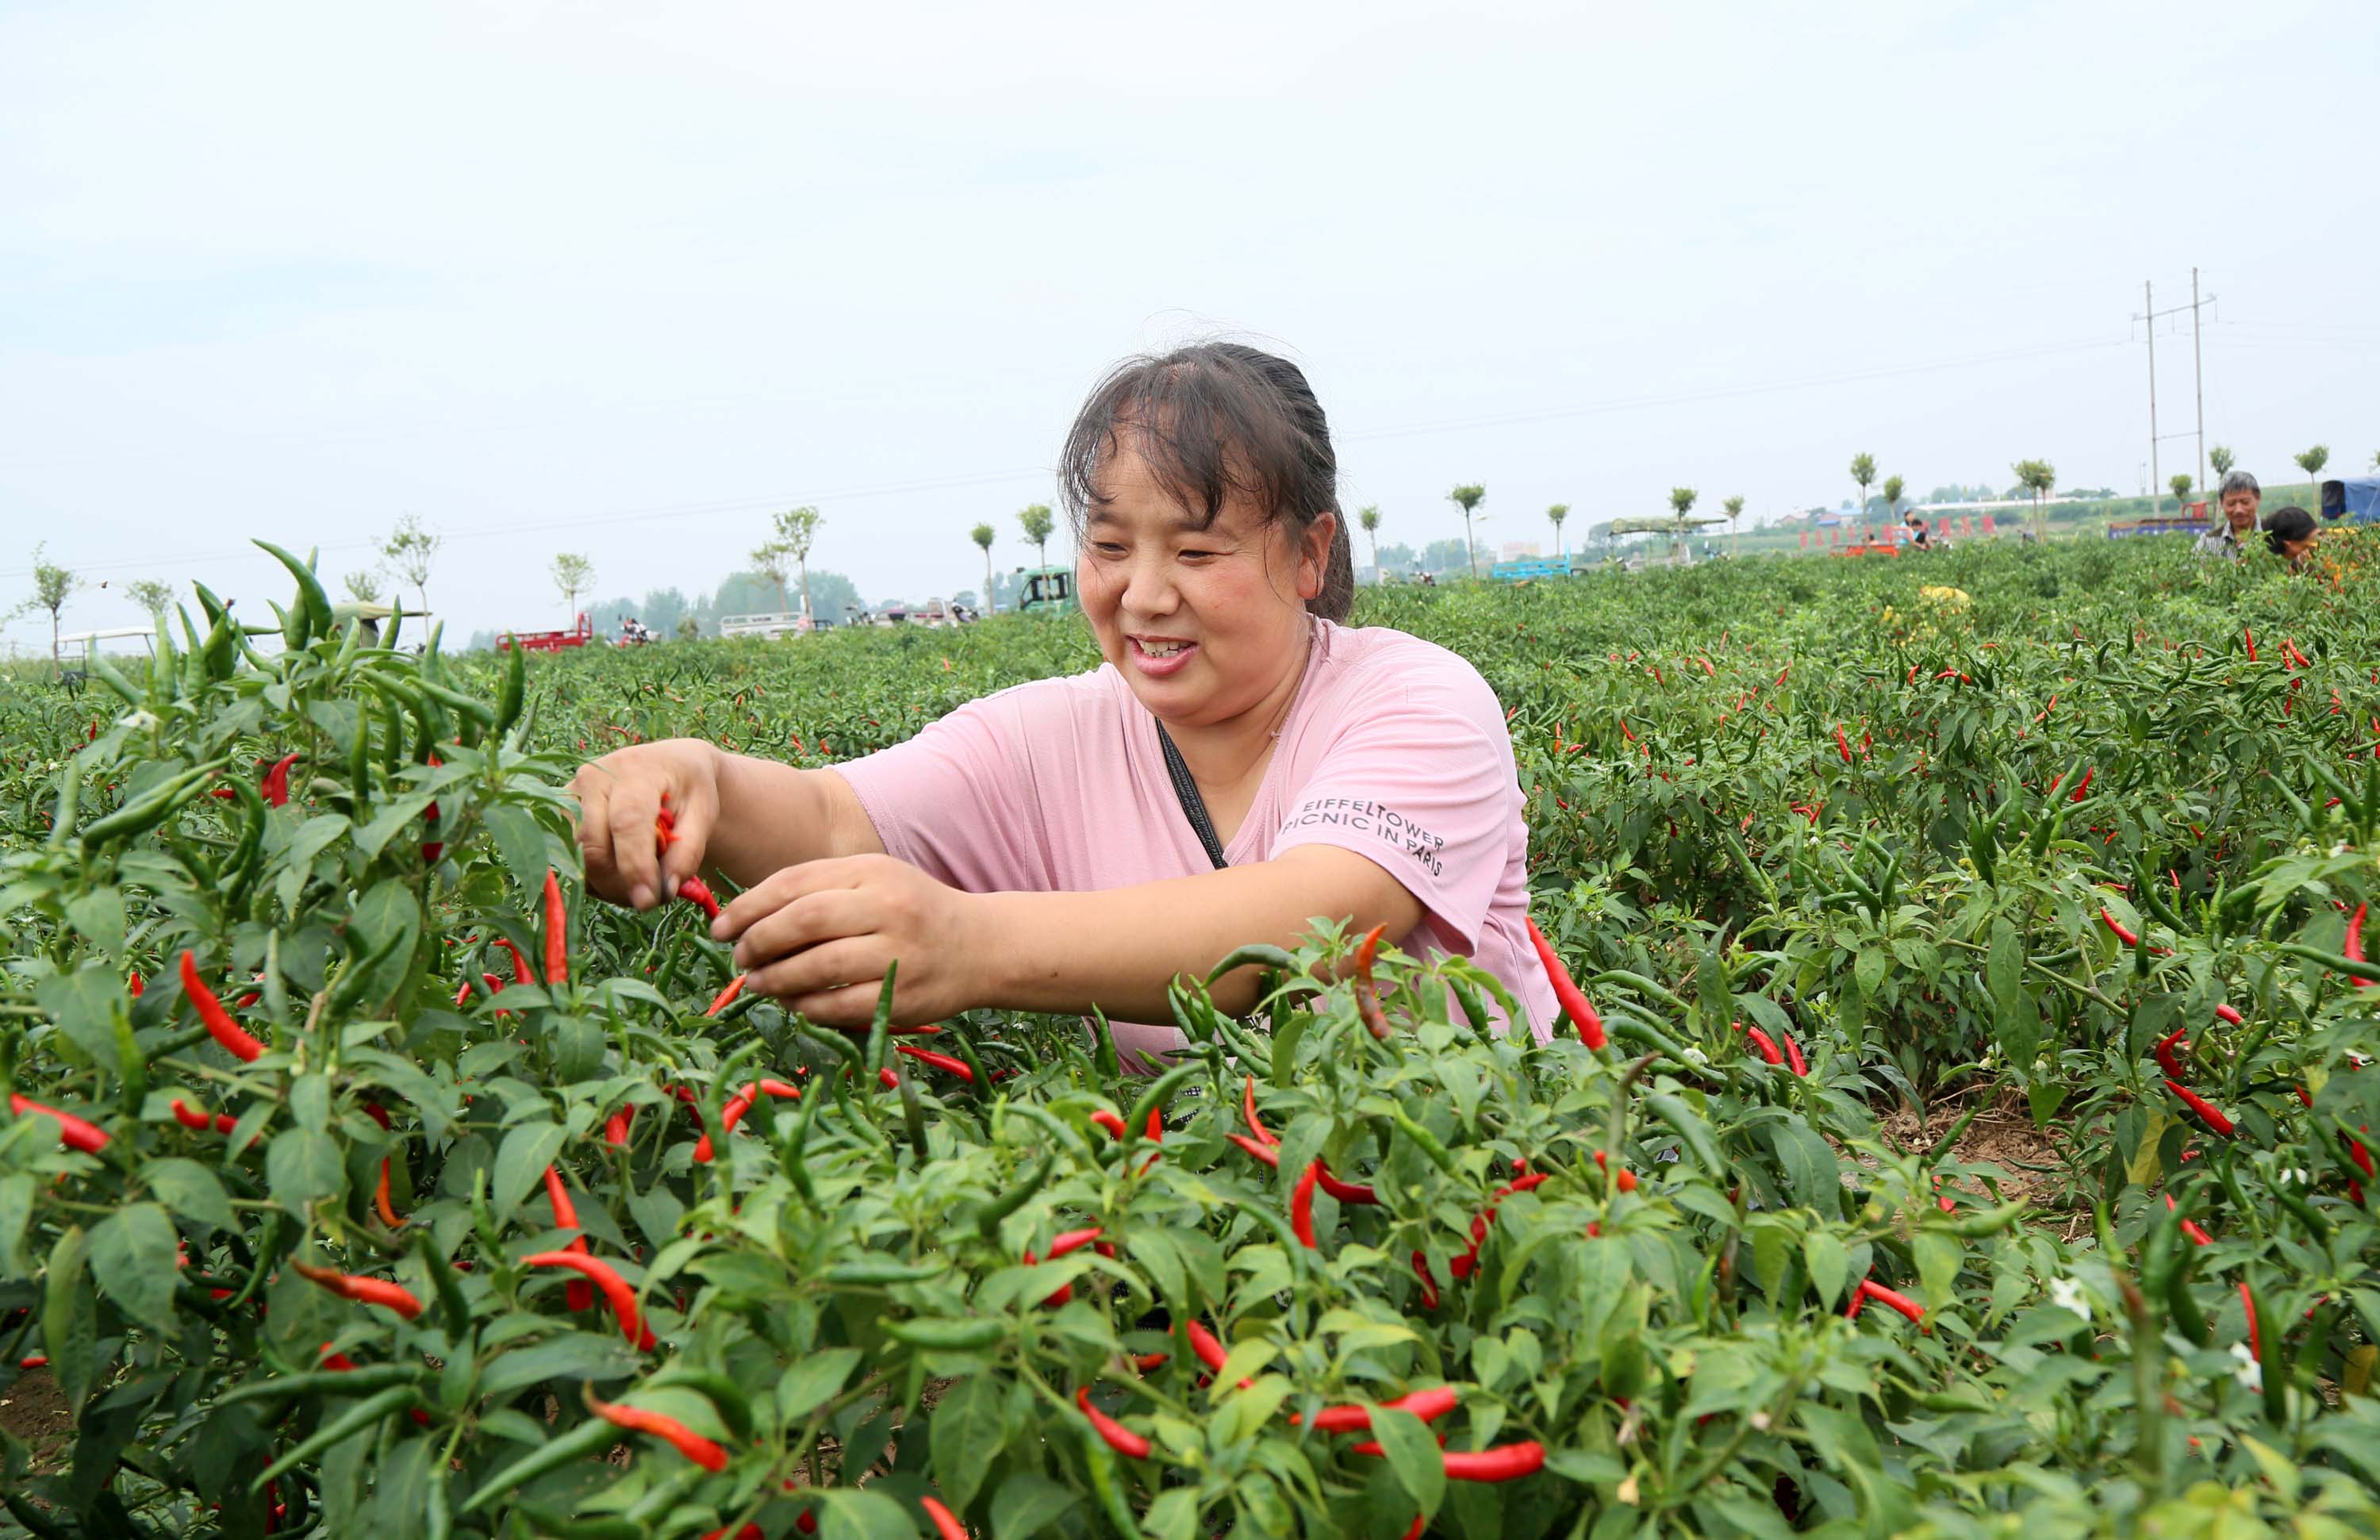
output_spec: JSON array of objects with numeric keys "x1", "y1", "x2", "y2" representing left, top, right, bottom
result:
[
  {"x1": 570, "y1": 343, "x2": 1554, "y2": 1062},
  {"x1": 2262, "y1": 504, "x2": 2317, "y2": 569}
]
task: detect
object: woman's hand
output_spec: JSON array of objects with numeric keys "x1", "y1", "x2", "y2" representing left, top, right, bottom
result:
[
  {"x1": 712, "y1": 854, "x2": 987, "y2": 1027},
  {"x1": 570, "y1": 739, "x2": 724, "y2": 910}
]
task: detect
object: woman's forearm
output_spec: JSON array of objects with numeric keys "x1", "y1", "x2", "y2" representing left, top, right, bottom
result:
[
  {"x1": 708, "y1": 751, "x2": 882, "y2": 889},
  {"x1": 969, "y1": 847, "x2": 1420, "y2": 1020}
]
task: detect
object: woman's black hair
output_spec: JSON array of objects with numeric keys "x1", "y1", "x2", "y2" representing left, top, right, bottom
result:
[
  {"x1": 2262, "y1": 504, "x2": 2315, "y2": 555},
  {"x1": 1058, "y1": 342, "x2": 1355, "y2": 622}
]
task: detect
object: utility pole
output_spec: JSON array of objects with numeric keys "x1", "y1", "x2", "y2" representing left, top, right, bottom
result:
[{"x1": 2134, "y1": 274, "x2": 2216, "y2": 520}]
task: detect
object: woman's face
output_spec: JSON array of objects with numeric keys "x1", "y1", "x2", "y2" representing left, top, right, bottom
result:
[{"x1": 1076, "y1": 443, "x2": 1334, "y2": 729}]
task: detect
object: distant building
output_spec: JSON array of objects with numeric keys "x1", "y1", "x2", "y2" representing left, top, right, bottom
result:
[{"x1": 1498, "y1": 541, "x2": 1541, "y2": 561}]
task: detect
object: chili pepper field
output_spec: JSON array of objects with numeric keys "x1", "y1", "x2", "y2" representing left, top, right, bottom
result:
[{"x1": 6, "y1": 532, "x2": 2380, "y2": 1538}]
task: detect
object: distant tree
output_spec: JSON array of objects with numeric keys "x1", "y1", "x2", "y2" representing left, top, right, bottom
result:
[
  {"x1": 1358, "y1": 506, "x2": 1383, "y2": 575},
  {"x1": 2295, "y1": 444, "x2": 2329, "y2": 486},
  {"x1": 1418, "y1": 538, "x2": 1471, "y2": 574},
  {"x1": 1376, "y1": 540, "x2": 1418, "y2": 574},
  {"x1": 2170, "y1": 473, "x2": 2194, "y2": 505},
  {"x1": 125, "y1": 578, "x2": 177, "y2": 620},
  {"x1": 1668, "y1": 486, "x2": 1699, "y2": 520},
  {"x1": 1545, "y1": 504, "x2": 1568, "y2": 560},
  {"x1": 551, "y1": 552, "x2": 595, "y2": 621},
  {"x1": 1446, "y1": 485, "x2": 1486, "y2": 577},
  {"x1": 12, "y1": 543, "x2": 82, "y2": 673},
  {"x1": 379, "y1": 514, "x2": 441, "y2": 618},
  {"x1": 1849, "y1": 453, "x2": 1877, "y2": 526},
  {"x1": 758, "y1": 505, "x2": 824, "y2": 622},
  {"x1": 341, "y1": 570, "x2": 382, "y2": 605},
  {"x1": 2012, "y1": 459, "x2": 2057, "y2": 539},
  {"x1": 2209, "y1": 444, "x2": 2235, "y2": 481},
  {"x1": 970, "y1": 522, "x2": 997, "y2": 613},
  {"x1": 1722, "y1": 495, "x2": 1745, "y2": 552},
  {"x1": 1017, "y1": 504, "x2": 1056, "y2": 574},
  {"x1": 1880, "y1": 475, "x2": 1905, "y2": 518},
  {"x1": 748, "y1": 539, "x2": 793, "y2": 615},
  {"x1": 677, "y1": 614, "x2": 701, "y2": 642}
]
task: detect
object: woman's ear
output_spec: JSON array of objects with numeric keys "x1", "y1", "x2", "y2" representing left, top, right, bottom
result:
[{"x1": 1297, "y1": 511, "x2": 1339, "y2": 599}]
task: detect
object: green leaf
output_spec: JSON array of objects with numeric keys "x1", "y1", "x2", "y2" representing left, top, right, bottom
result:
[
  {"x1": 143, "y1": 1158, "x2": 235, "y2": 1235},
  {"x1": 477, "y1": 1331, "x2": 645, "y2": 1400},
  {"x1": 64, "y1": 888, "x2": 127, "y2": 955},
  {"x1": 491, "y1": 1121, "x2": 570, "y2": 1227},
  {"x1": 776, "y1": 1346, "x2": 863, "y2": 1422},
  {"x1": 347, "y1": 878, "x2": 422, "y2": 1004},
  {"x1": 36, "y1": 963, "x2": 129, "y2": 1071},
  {"x1": 928, "y1": 1371, "x2": 1008, "y2": 1515},
  {"x1": 43, "y1": 1225, "x2": 98, "y2": 1413},
  {"x1": 1854, "y1": 945, "x2": 1888, "y2": 999},
  {"x1": 1912, "y1": 1232, "x2": 1961, "y2": 1314},
  {"x1": 1987, "y1": 918, "x2": 2036, "y2": 1066},
  {"x1": 822, "y1": 1490, "x2": 925, "y2": 1540},
  {"x1": 989, "y1": 1472, "x2": 1081, "y2": 1540},
  {"x1": 1368, "y1": 1405, "x2": 1446, "y2": 1516},
  {"x1": 0, "y1": 1173, "x2": 32, "y2": 1277},
  {"x1": 1769, "y1": 1120, "x2": 1841, "y2": 1209},
  {"x1": 1802, "y1": 1231, "x2": 1848, "y2": 1311},
  {"x1": 266, "y1": 1127, "x2": 347, "y2": 1214},
  {"x1": 88, "y1": 1204, "x2": 181, "y2": 1333},
  {"x1": 482, "y1": 804, "x2": 553, "y2": 901}
]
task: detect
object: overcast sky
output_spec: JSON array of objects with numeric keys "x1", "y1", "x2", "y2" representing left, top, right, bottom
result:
[{"x1": 5, "y1": 0, "x2": 2374, "y2": 649}]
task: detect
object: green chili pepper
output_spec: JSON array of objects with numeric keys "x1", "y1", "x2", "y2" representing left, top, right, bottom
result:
[
  {"x1": 1391, "y1": 1108, "x2": 1460, "y2": 1177},
  {"x1": 248, "y1": 1384, "x2": 421, "y2": 1492},
  {"x1": 974, "y1": 1149, "x2": 1056, "y2": 1242},
  {"x1": 416, "y1": 1230, "x2": 473, "y2": 1339},
  {"x1": 217, "y1": 1362, "x2": 432, "y2": 1406},
  {"x1": 461, "y1": 1419, "x2": 619, "y2": 1513},
  {"x1": 883, "y1": 1315, "x2": 1007, "y2": 1350}
]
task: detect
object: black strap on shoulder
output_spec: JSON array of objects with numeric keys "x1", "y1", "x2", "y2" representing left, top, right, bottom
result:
[{"x1": 1154, "y1": 722, "x2": 1228, "y2": 870}]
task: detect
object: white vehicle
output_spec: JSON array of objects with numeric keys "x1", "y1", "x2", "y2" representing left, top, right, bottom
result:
[{"x1": 719, "y1": 610, "x2": 816, "y2": 641}]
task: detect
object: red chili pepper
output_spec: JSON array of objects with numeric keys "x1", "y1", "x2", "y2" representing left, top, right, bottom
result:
[
  {"x1": 1176, "y1": 1316, "x2": 1227, "y2": 1370},
  {"x1": 585, "y1": 1388, "x2": 727, "y2": 1470},
  {"x1": 2347, "y1": 904, "x2": 2369, "y2": 974},
  {"x1": 1088, "y1": 1109, "x2": 1127, "y2": 1141},
  {"x1": 170, "y1": 1097, "x2": 238, "y2": 1135},
  {"x1": 1854, "y1": 1279, "x2": 1925, "y2": 1326},
  {"x1": 703, "y1": 975, "x2": 746, "y2": 1016},
  {"x1": 1315, "y1": 1165, "x2": 1380, "y2": 1207},
  {"x1": 128, "y1": 971, "x2": 144, "y2": 997},
  {"x1": 527, "y1": 1251, "x2": 657, "y2": 1349},
  {"x1": 694, "y1": 1087, "x2": 759, "y2": 1162},
  {"x1": 919, "y1": 1497, "x2": 965, "y2": 1540},
  {"x1": 1526, "y1": 917, "x2": 1605, "y2": 1049},
  {"x1": 1293, "y1": 1386, "x2": 1460, "y2": 1431},
  {"x1": 179, "y1": 950, "x2": 266, "y2": 1062},
  {"x1": 678, "y1": 877, "x2": 722, "y2": 921},
  {"x1": 1076, "y1": 1386, "x2": 1152, "y2": 1458},
  {"x1": 2213, "y1": 1004, "x2": 2244, "y2": 1026},
  {"x1": 1227, "y1": 1133, "x2": 1281, "y2": 1167},
  {"x1": 1835, "y1": 725, "x2": 1852, "y2": 764},
  {"x1": 545, "y1": 1166, "x2": 593, "y2": 1308},
  {"x1": 2154, "y1": 1028, "x2": 2188, "y2": 1081},
  {"x1": 290, "y1": 1262, "x2": 423, "y2": 1320},
  {"x1": 1353, "y1": 923, "x2": 1392, "y2": 1040},
  {"x1": 1292, "y1": 1161, "x2": 1322, "y2": 1249},
  {"x1": 454, "y1": 971, "x2": 506, "y2": 1008},
  {"x1": 540, "y1": 868, "x2": 569, "y2": 987},
  {"x1": 1242, "y1": 1075, "x2": 1277, "y2": 1147},
  {"x1": 604, "y1": 1106, "x2": 635, "y2": 1147},
  {"x1": 1410, "y1": 1251, "x2": 1440, "y2": 1308},
  {"x1": 2165, "y1": 1079, "x2": 2235, "y2": 1136},
  {"x1": 654, "y1": 802, "x2": 678, "y2": 852},
  {"x1": 496, "y1": 937, "x2": 535, "y2": 987},
  {"x1": 896, "y1": 1043, "x2": 975, "y2": 1081},
  {"x1": 1439, "y1": 1442, "x2": 1545, "y2": 1483},
  {"x1": 10, "y1": 1094, "x2": 109, "y2": 1153},
  {"x1": 259, "y1": 751, "x2": 301, "y2": 808},
  {"x1": 1042, "y1": 1227, "x2": 1104, "y2": 1261},
  {"x1": 1741, "y1": 1024, "x2": 1783, "y2": 1065},
  {"x1": 2244, "y1": 628, "x2": 2256, "y2": 662},
  {"x1": 1131, "y1": 1350, "x2": 1172, "y2": 1373},
  {"x1": 1782, "y1": 1031, "x2": 1808, "y2": 1077},
  {"x1": 2067, "y1": 766, "x2": 2094, "y2": 802},
  {"x1": 2241, "y1": 1281, "x2": 2260, "y2": 1360},
  {"x1": 2163, "y1": 1194, "x2": 2213, "y2": 1246}
]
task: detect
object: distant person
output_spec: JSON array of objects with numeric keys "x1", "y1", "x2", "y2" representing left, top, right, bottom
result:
[
  {"x1": 2262, "y1": 505, "x2": 2317, "y2": 569},
  {"x1": 1905, "y1": 513, "x2": 1929, "y2": 549},
  {"x1": 2196, "y1": 470, "x2": 2261, "y2": 558},
  {"x1": 570, "y1": 341, "x2": 1555, "y2": 1066}
]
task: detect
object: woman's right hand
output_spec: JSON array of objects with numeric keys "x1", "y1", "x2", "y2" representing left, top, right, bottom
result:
[{"x1": 570, "y1": 738, "x2": 723, "y2": 911}]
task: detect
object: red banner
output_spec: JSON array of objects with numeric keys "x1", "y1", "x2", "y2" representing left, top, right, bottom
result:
[
  {"x1": 1981, "y1": 514, "x2": 1996, "y2": 536},
  {"x1": 1960, "y1": 517, "x2": 1973, "y2": 537},
  {"x1": 1798, "y1": 530, "x2": 1808, "y2": 549}
]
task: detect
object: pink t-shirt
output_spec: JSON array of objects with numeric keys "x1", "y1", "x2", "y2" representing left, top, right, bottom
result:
[{"x1": 835, "y1": 617, "x2": 1555, "y2": 1060}]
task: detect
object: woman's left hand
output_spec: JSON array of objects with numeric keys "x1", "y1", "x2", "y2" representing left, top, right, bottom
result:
[{"x1": 712, "y1": 854, "x2": 987, "y2": 1027}]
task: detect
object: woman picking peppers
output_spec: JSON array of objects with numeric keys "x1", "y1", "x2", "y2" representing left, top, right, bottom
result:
[{"x1": 570, "y1": 343, "x2": 1554, "y2": 1064}]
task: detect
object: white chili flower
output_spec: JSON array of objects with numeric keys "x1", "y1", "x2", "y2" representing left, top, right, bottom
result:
[
  {"x1": 2229, "y1": 1341, "x2": 2262, "y2": 1393},
  {"x1": 2049, "y1": 1277, "x2": 2090, "y2": 1321}
]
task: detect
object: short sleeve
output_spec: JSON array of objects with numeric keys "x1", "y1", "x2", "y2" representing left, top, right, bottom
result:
[
  {"x1": 832, "y1": 689, "x2": 1054, "y2": 893},
  {"x1": 1267, "y1": 671, "x2": 1518, "y2": 953}
]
